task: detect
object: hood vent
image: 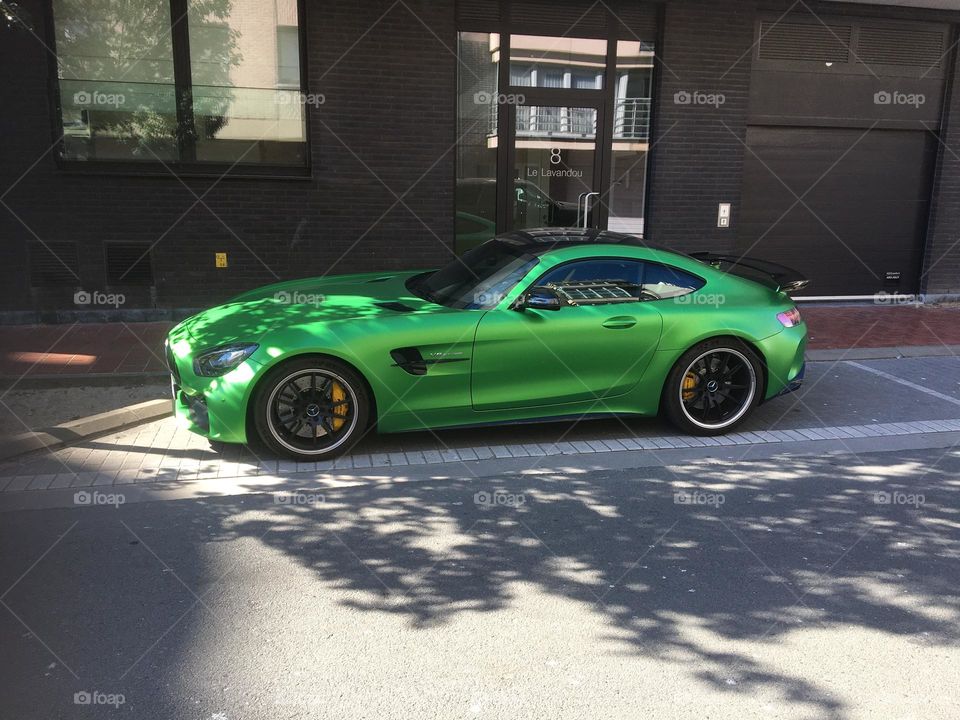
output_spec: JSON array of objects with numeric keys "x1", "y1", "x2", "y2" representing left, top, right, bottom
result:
[{"x1": 375, "y1": 301, "x2": 415, "y2": 312}]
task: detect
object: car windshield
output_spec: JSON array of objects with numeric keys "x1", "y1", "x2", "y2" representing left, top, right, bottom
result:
[{"x1": 407, "y1": 240, "x2": 538, "y2": 310}]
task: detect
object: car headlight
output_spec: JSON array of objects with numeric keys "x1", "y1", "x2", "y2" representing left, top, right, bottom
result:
[{"x1": 193, "y1": 343, "x2": 259, "y2": 377}]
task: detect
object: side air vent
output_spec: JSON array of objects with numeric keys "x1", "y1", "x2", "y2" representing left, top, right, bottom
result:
[
  {"x1": 758, "y1": 21, "x2": 851, "y2": 64},
  {"x1": 375, "y1": 301, "x2": 415, "y2": 312},
  {"x1": 366, "y1": 276, "x2": 392, "y2": 283},
  {"x1": 390, "y1": 348, "x2": 427, "y2": 376},
  {"x1": 105, "y1": 242, "x2": 154, "y2": 286},
  {"x1": 856, "y1": 26, "x2": 945, "y2": 69},
  {"x1": 29, "y1": 241, "x2": 79, "y2": 286}
]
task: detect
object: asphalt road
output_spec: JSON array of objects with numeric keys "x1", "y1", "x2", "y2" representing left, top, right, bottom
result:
[{"x1": 1, "y1": 443, "x2": 958, "y2": 719}]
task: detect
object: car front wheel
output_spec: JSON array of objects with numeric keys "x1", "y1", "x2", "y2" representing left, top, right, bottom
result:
[
  {"x1": 253, "y1": 357, "x2": 370, "y2": 460},
  {"x1": 663, "y1": 339, "x2": 762, "y2": 435}
]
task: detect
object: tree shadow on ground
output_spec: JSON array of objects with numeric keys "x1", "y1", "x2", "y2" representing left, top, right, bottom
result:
[
  {"x1": 183, "y1": 449, "x2": 960, "y2": 717},
  {"x1": 2, "y1": 448, "x2": 958, "y2": 719}
]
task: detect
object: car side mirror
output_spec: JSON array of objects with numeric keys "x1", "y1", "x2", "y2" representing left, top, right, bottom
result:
[{"x1": 516, "y1": 286, "x2": 563, "y2": 311}]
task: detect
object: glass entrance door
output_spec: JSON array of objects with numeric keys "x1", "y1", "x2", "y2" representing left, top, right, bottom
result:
[
  {"x1": 455, "y1": 31, "x2": 656, "y2": 251},
  {"x1": 510, "y1": 104, "x2": 599, "y2": 231}
]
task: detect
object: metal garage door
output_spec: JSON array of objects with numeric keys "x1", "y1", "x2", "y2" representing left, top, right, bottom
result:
[
  {"x1": 738, "y1": 13, "x2": 949, "y2": 297},
  {"x1": 738, "y1": 126, "x2": 937, "y2": 296}
]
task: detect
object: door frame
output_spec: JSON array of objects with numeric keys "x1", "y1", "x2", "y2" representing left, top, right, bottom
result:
[{"x1": 494, "y1": 34, "x2": 621, "y2": 233}]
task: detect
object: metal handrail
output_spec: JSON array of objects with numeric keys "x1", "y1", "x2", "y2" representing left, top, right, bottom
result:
[{"x1": 506, "y1": 97, "x2": 651, "y2": 140}]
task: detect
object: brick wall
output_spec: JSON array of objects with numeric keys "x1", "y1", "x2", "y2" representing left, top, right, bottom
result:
[
  {"x1": 0, "y1": 0, "x2": 457, "y2": 314},
  {"x1": 3, "y1": 0, "x2": 960, "y2": 316},
  {"x1": 646, "y1": 0, "x2": 757, "y2": 254},
  {"x1": 922, "y1": 31, "x2": 960, "y2": 296}
]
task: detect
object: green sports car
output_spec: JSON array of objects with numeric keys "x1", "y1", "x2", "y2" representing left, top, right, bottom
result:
[{"x1": 165, "y1": 229, "x2": 808, "y2": 460}]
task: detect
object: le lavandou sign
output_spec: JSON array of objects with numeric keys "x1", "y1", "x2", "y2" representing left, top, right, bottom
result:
[{"x1": 527, "y1": 167, "x2": 583, "y2": 178}]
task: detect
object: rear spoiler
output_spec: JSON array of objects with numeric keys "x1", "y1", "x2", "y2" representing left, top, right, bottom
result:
[{"x1": 688, "y1": 252, "x2": 809, "y2": 294}]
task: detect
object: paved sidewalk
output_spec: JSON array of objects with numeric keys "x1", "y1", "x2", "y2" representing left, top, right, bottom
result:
[
  {"x1": 3, "y1": 356, "x2": 960, "y2": 497},
  {"x1": 3, "y1": 305, "x2": 960, "y2": 380}
]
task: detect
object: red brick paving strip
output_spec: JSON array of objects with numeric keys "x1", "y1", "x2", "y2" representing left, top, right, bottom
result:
[
  {"x1": 0, "y1": 322, "x2": 173, "y2": 377},
  {"x1": 802, "y1": 306, "x2": 960, "y2": 350},
  {"x1": 1, "y1": 307, "x2": 960, "y2": 377}
]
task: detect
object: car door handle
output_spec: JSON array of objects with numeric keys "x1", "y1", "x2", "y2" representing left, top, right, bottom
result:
[{"x1": 602, "y1": 316, "x2": 637, "y2": 329}]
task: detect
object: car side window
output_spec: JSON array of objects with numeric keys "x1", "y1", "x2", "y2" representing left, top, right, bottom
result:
[
  {"x1": 538, "y1": 259, "x2": 643, "y2": 287},
  {"x1": 532, "y1": 259, "x2": 644, "y2": 305},
  {"x1": 641, "y1": 262, "x2": 705, "y2": 300}
]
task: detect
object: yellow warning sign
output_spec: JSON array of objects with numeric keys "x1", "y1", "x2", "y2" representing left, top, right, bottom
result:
[{"x1": 215, "y1": 252, "x2": 228, "y2": 268}]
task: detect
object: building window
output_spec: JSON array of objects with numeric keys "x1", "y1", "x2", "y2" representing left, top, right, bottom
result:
[
  {"x1": 276, "y1": 26, "x2": 301, "y2": 88},
  {"x1": 51, "y1": 0, "x2": 307, "y2": 169},
  {"x1": 455, "y1": 32, "x2": 500, "y2": 254}
]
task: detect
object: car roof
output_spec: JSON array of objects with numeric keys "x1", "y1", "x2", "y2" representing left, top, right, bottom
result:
[{"x1": 496, "y1": 227, "x2": 673, "y2": 256}]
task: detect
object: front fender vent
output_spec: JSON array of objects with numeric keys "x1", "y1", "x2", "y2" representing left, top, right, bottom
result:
[
  {"x1": 390, "y1": 348, "x2": 427, "y2": 376},
  {"x1": 376, "y1": 301, "x2": 415, "y2": 312}
]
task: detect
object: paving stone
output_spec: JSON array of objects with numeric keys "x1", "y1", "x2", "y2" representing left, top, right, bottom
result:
[
  {"x1": 403, "y1": 450, "x2": 427, "y2": 466},
  {"x1": 26, "y1": 474, "x2": 57, "y2": 491},
  {"x1": 369, "y1": 453, "x2": 390, "y2": 467},
  {"x1": 5, "y1": 476, "x2": 33, "y2": 492},
  {"x1": 422, "y1": 450, "x2": 443, "y2": 464},
  {"x1": 70, "y1": 472, "x2": 98, "y2": 488},
  {"x1": 435, "y1": 448, "x2": 458, "y2": 463},
  {"x1": 351, "y1": 454, "x2": 373, "y2": 468},
  {"x1": 49, "y1": 474, "x2": 77, "y2": 489}
]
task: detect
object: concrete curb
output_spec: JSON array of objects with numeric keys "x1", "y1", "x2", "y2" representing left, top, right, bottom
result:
[{"x1": 0, "y1": 399, "x2": 171, "y2": 461}]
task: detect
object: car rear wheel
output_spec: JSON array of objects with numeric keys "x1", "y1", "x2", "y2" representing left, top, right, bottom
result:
[
  {"x1": 663, "y1": 339, "x2": 761, "y2": 435},
  {"x1": 253, "y1": 357, "x2": 370, "y2": 460}
]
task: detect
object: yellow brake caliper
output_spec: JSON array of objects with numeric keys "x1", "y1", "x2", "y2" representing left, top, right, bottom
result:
[
  {"x1": 682, "y1": 371, "x2": 699, "y2": 402},
  {"x1": 330, "y1": 380, "x2": 348, "y2": 431}
]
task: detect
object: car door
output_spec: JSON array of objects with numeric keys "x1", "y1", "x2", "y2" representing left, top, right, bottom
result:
[{"x1": 471, "y1": 258, "x2": 664, "y2": 411}]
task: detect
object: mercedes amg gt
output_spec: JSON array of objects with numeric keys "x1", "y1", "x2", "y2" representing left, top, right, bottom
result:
[{"x1": 164, "y1": 228, "x2": 808, "y2": 460}]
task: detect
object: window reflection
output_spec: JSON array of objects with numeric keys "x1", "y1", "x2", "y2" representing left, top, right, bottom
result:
[
  {"x1": 456, "y1": 32, "x2": 500, "y2": 253},
  {"x1": 52, "y1": 0, "x2": 308, "y2": 166},
  {"x1": 188, "y1": 0, "x2": 306, "y2": 165},
  {"x1": 53, "y1": 0, "x2": 178, "y2": 160},
  {"x1": 608, "y1": 40, "x2": 654, "y2": 236},
  {"x1": 508, "y1": 35, "x2": 606, "y2": 90}
]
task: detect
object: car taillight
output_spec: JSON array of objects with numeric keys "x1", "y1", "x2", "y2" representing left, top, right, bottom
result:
[{"x1": 777, "y1": 307, "x2": 802, "y2": 328}]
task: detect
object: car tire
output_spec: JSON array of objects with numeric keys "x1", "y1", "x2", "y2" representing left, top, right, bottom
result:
[
  {"x1": 663, "y1": 338, "x2": 763, "y2": 436},
  {"x1": 252, "y1": 356, "x2": 371, "y2": 460}
]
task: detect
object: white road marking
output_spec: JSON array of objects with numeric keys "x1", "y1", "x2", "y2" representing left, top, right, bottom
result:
[{"x1": 846, "y1": 361, "x2": 960, "y2": 408}]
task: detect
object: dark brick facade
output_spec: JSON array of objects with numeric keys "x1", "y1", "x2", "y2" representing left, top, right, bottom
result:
[
  {"x1": 922, "y1": 25, "x2": 960, "y2": 296},
  {"x1": 2, "y1": 0, "x2": 960, "y2": 319},
  {"x1": 646, "y1": 0, "x2": 756, "y2": 255},
  {"x1": 0, "y1": 0, "x2": 458, "y2": 316}
]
